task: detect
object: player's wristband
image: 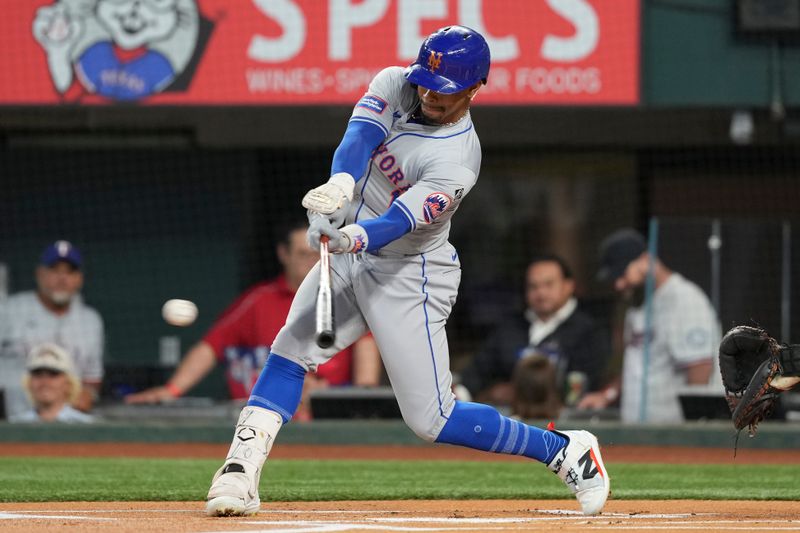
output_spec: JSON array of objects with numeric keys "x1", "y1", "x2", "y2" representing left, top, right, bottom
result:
[
  {"x1": 165, "y1": 382, "x2": 183, "y2": 398},
  {"x1": 340, "y1": 224, "x2": 368, "y2": 253}
]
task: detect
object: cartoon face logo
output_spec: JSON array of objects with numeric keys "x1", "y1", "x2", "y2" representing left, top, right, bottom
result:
[
  {"x1": 422, "y1": 192, "x2": 452, "y2": 224},
  {"x1": 33, "y1": 0, "x2": 209, "y2": 101},
  {"x1": 427, "y1": 51, "x2": 443, "y2": 73},
  {"x1": 96, "y1": 0, "x2": 182, "y2": 50}
]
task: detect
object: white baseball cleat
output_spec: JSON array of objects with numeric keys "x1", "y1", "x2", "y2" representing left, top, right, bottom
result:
[
  {"x1": 205, "y1": 406, "x2": 283, "y2": 517},
  {"x1": 205, "y1": 463, "x2": 261, "y2": 517},
  {"x1": 546, "y1": 429, "x2": 610, "y2": 516}
]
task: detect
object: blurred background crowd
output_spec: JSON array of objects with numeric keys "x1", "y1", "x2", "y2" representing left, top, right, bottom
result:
[{"x1": 1, "y1": 0, "x2": 799, "y2": 425}]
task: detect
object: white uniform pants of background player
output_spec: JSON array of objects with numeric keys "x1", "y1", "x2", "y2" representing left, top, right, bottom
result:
[{"x1": 271, "y1": 242, "x2": 460, "y2": 441}]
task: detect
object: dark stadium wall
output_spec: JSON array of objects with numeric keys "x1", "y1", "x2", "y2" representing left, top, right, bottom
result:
[{"x1": 643, "y1": 0, "x2": 800, "y2": 107}]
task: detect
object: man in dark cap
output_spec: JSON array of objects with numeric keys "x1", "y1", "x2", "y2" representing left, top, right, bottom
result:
[
  {"x1": 578, "y1": 228, "x2": 720, "y2": 423},
  {"x1": 0, "y1": 240, "x2": 104, "y2": 418}
]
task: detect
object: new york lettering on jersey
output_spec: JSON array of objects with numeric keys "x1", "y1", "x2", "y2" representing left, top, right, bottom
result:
[{"x1": 371, "y1": 143, "x2": 410, "y2": 207}]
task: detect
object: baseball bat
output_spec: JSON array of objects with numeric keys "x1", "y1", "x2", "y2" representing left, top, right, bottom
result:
[{"x1": 315, "y1": 235, "x2": 336, "y2": 349}]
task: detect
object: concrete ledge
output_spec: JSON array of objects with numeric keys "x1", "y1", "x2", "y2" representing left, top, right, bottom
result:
[{"x1": 0, "y1": 419, "x2": 797, "y2": 449}]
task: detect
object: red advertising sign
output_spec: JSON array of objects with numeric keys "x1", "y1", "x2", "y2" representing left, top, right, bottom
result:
[{"x1": 0, "y1": 0, "x2": 639, "y2": 105}]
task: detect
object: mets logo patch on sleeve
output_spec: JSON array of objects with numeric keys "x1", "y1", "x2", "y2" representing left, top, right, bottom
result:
[
  {"x1": 422, "y1": 192, "x2": 453, "y2": 223},
  {"x1": 356, "y1": 95, "x2": 388, "y2": 114}
]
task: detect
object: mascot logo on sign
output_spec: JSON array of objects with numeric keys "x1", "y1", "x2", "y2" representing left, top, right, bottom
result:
[{"x1": 33, "y1": 0, "x2": 210, "y2": 101}]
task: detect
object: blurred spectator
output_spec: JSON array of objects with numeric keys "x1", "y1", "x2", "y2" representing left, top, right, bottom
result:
[
  {"x1": 578, "y1": 228, "x2": 721, "y2": 423},
  {"x1": 457, "y1": 254, "x2": 610, "y2": 409},
  {"x1": 511, "y1": 354, "x2": 562, "y2": 420},
  {"x1": 9, "y1": 343, "x2": 94, "y2": 423},
  {"x1": 125, "y1": 220, "x2": 382, "y2": 420},
  {"x1": 0, "y1": 240, "x2": 104, "y2": 419}
]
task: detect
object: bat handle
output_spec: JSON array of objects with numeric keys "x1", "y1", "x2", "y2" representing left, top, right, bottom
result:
[
  {"x1": 319, "y1": 235, "x2": 330, "y2": 268},
  {"x1": 316, "y1": 234, "x2": 335, "y2": 348}
]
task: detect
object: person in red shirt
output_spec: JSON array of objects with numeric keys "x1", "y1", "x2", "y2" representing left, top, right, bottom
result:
[{"x1": 126, "y1": 221, "x2": 381, "y2": 419}]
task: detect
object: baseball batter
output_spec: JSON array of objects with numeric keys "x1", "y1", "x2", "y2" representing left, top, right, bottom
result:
[{"x1": 206, "y1": 26, "x2": 609, "y2": 517}]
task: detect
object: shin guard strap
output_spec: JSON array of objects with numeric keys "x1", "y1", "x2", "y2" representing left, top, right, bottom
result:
[{"x1": 225, "y1": 406, "x2": 283, "y2": 472}]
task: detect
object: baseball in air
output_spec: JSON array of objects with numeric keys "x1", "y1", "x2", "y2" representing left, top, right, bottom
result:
[{"x1": 162, "y1": 299, "x2": 198, "y2": 327}]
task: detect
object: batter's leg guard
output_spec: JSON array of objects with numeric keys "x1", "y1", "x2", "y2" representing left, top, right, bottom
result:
[
  {"x1": 546, "y1": 428, "x2": 610, "y2": 516},
  {"x1": 206, "y1": 406, "x2": 283, "y2": 517}
]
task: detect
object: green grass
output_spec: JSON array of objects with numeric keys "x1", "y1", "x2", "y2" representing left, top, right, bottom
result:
[{"x1": 1, "y1": 457, "x2": 798, "y2": 502}]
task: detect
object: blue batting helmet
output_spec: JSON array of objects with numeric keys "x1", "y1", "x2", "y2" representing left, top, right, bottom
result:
[{"x1": 405, "y1": 25, "x2": 490, "y2": 94}]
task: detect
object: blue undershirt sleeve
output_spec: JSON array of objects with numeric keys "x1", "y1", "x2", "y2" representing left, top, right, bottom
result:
[
  {"x1": 331, "y1": 120, "x2": 386, "y2": 182},
  {"x1": 360, "y1": 203, "x2": 412, "y2": 251}
]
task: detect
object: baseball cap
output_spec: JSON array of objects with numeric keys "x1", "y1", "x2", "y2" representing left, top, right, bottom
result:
[
  {"x1": 596, "y1": 228, "x2": 646, "y2": 282},
  {"x1": 26, "y1": 342, "x2": 78, "y2": 375},
  {"x1": 40, "y1": 240, "x2": 82, "y2": 269},
  {"x1": 24, "y1": 343, "x2": 82, "y2": 403}
]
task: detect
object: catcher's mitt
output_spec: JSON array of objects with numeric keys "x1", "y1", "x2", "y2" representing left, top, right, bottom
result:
[{"x1": 718, "y1": 325, "x2": 800, "y2": 435}]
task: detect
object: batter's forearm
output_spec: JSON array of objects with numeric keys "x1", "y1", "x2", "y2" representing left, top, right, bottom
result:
[
  {"x1": 358, "y1": 203, "x2": 412, "y2": 251},
  {"x1": 331, "y1": 120, "x2": 386, "y2": 181}
]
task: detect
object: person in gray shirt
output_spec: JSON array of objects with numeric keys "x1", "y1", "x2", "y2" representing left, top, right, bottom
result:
[
  {"x1": 0, "y1": 241, "x2": 103, "y2": 418},
  {"x1": 578, "y1": 229, "x2": 720, "y2": 423}
]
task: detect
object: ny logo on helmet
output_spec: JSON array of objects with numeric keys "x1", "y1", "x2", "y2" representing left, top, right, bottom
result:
[{"x1": 427, "y1": 51, "x2": 443, "y2": 72}]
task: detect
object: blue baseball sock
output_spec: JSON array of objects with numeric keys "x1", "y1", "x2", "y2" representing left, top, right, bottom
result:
[
  {"x1": 247, "y1": 353, "x2": 306, "y2": 423},
  {"x1": 435, "y1": 400, "x2": 567, "y2": 464}
]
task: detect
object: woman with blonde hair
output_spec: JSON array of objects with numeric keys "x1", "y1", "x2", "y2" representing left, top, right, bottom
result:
[{"x1": 10, "y1": 343, "x2": 94, "y2": 423}]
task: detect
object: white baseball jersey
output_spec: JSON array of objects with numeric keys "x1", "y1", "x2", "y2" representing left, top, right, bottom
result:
[
  {"x1": 271, "y1": 66, "x2": 481, "y2": 440},
  {"x1": 0, "y1": 291, "x2": 104, "y2": 418},
  {"x1": 347, "y1": 66, "x2": 480, "y2": 255},
  {"x1": 620, "y1": 273, "x2": 721, "y2": 424}
]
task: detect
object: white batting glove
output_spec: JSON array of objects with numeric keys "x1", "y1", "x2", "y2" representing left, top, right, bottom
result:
[
  {"x1": 307, "y1": 214, "x2": 368, "y2": 254},
  {"x1": 302, "y1": 173, "x2": 355, "y2": 227}
]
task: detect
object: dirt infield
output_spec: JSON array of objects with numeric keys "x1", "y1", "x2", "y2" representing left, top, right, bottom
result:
[
  {"x1": 1, "y1": 500, "x2": 799, "y2": 532},
  {"x1": 2, "y1": 443, "x2": 799, "y2": 532}
]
